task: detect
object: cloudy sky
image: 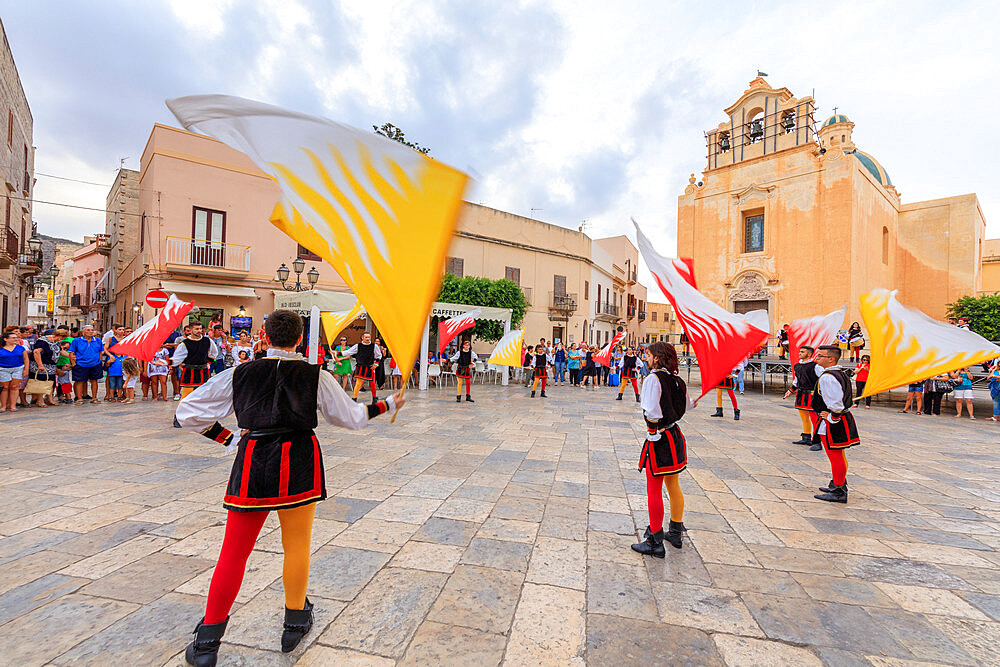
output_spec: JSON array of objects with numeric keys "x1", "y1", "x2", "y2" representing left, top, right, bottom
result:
[{"x1": 4, "y1": 0, "x2": 998, "y2": 299}]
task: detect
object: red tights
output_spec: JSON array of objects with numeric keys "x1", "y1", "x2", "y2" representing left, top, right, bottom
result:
[
  {"x1": 716, "y1": 387, "x2": 737, "y2": 409},
  {"x1": 823, "y1": 437, "x2": 849, "y2": 486},
  {"x1": 645, "y1": 466, "x2": 684, "y2": 532},
  {"x1": 618, "y1": 378, "x2": 639, "y2": 396},
  {"x1": 205, "y1": 510, "x2": 267, "y2": 623}
]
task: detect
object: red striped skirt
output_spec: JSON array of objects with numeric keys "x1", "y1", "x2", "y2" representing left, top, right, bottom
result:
[
  {"x1": 794, "y1": 389, "x2": 814, "y2": 410},
  {"x1": 821, "y1": 412, "x2": 861, "y2": 450},
  {"x1": 455, "y1": 365, "x2": 472, "y2": 379},
  {"x1": 223, "y1": 430, "x2": 326, "y2": 512},
  {"x1": 180, "y1": 366, "x2": 211, "y2": 387},
  {"x1": 639, "y1": 425, "x2": 687, "y2": 476},
  {"x1": 354, "y1": 364, "x2": 376, "y2": 381}
]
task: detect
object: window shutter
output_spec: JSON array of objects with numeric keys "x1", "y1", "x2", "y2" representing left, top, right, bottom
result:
[
  {"x1": 553, "y1": 274, "x2": 566, "y2": 296},
  {"x1": 447, "y1": 257, "x2": 464, "y2": 277},
  {"x1": 505, "y1": 266, "x2": 520, "y2": 284}
]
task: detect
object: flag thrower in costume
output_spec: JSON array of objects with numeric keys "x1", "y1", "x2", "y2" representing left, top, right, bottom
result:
[
  {"x1": 320, "y1": 299, "x2": 366, "y2": 344},
  {"x1": 165, "y1": 95, "x2": 469, "y2": 393},
  {"x1": 787, "y1": 307, "x2": 846, "y2": 365},
  {"x1": 439, "y1": 309, "x2": 481, "y2": 352},
  {"x1": 859, "y1": 288, "x2": 1000, "y2": 397},
  {"x1": 633, "y1": 219, "x2": 768, "y2": 398},
  {"x1": 594, "y1": 328, "x2": 626, "y2": 367},
  {"x1": 109, "y1": 294, "x2": 192, "y2": 362},
  {"x1": 487, "y1": 329, "x2": 525, "y2": 366}
]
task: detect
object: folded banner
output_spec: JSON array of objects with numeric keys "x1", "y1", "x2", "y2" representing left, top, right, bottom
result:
[
  {"x1": 787, "y1": 307, "x2": 846, "y2": 365},
  {"x1": 166, "y1": 95, "x2": 469, "y2": 388},
  {"x1": 109, "y1": 295, "x2": 193, "y2": 362},
  {"x1": 439, "y1": 308, "x2": 481, "y2": 352},
  {"x1": 487, "y1": 329, "x2": 524, "y2": 367},
  {"x1": 634, "y1": 219, "x2": 768, "y2": 398},
  {"x1": 675, "y1": 257, "x2": 697, "y2": 289},
  {"x1": 320, "y1": 300, "x2": 366, "y2": 344},
  {"x1": 594, "y1": 329, "x2": 626, "y2": 367},
  {"x1": 859, "y1": 288, "x2": 1000, "y2": 396}
]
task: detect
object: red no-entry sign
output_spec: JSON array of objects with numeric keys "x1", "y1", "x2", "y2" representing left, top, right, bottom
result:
[{"x1": 146, "y1": 289, "x2": 169, "y2": 309}]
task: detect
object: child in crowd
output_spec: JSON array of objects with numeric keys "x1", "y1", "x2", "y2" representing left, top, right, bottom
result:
[
  {"x1": 107, "y1": 345, "x2": 124, "y2": 402},
  {"x1": 56, "y1": 337, "x2": 73, "y2": 404},
  {"x1": 147, "y1": 346, "x2": 171, "y2": 401},
  {"x1": 121, "y1": 358, "x2": 140, "y2": 404}
]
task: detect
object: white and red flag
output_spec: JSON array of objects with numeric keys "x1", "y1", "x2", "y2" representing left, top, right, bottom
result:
[
  {"x1": 787, "y1": 307, "x2": 846, "y2": 366},
  {"x1": 109, "y1": 295, "x2": 193, "y2": 362},
  {"x1": 594, "y1": 329, "x2": 626, "y2": 367},
  {"x1": 633, "y1": 220, "x2": 768, "y2": 398},
  {"x1": 438, "y1": 308, "x2": 481, "y2": 352},
  {"x1": 674, "y1": 257, "x2": 697, "y2": 289}
]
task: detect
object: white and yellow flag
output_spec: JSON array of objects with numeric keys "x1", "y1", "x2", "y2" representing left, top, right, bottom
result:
[
  {"x1": 166, "y1": 95, "x2": 469, "y2": 383},
  {"x1": 859, "y1": 288, "x2": 1000, "y2": 396},
  {"x1": 487, "y1": 329, "x2": 524, "y2": 367},
  {"x1": 320, "y1": 299, "x2": 366, "y2": 344}
]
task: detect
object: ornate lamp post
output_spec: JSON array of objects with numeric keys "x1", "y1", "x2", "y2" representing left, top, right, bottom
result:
[{"x1": 275, "y1": 258, "x2": 319, "y2": 292}]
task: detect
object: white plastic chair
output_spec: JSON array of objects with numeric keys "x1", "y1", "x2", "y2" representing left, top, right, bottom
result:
[
  {"x1": 427, "y1": 363, "x2": 442, "y2": 389},
  {"x1": 473, "y1": 360, "x2": 486, "y2": 384}
]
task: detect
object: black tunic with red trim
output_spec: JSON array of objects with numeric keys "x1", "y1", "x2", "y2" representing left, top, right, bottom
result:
[
  {"x1": 621, "y1": 354, "x2": 638, "y2": 380},
  {"x1": 533, "y1": 353, "x2": 548, "y2": 378},
  {"x1": 639, "y1": 370, "x2": 687, "y2": 476},
  {"x1": 224, "y1": 359, "x2": 326, "y2": 512},
  {"x1": 812, "y1": 368, "x2": 860, "y2": 450},
  {"x1": 180, "y1": 337, "x2": 213, "y2": 386},
  {"x1": 455, "y1": 349, "x2": 473, "y2": 379},
  {"x1": 716, "y1": 374, "x2": 735, "y2": 390},
  {"x1": 793, "y1": 361, "x2": 819, "y2": 410},
  {"x1": 353, "y1": 342, "x2": 377, "y2": 381}
]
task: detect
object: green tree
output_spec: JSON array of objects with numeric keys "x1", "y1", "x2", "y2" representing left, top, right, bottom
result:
[
  {"x1": 373, "y1": 122, "x2": 430, "y2": 155},
  {"x1": 947, "y1": 294, "x2": 1000, "y2": 341},
  {"x1": 437, "y1": 274, "x2": 528, "y2": 342}
]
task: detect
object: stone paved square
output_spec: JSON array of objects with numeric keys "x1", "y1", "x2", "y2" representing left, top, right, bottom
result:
[{"x1": 1, "y1": 385, "x2": 999, "y2": 665}]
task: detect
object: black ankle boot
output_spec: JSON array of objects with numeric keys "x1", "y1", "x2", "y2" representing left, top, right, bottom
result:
[
  {"x1": 814, "y1": 485, "x2": 848, "y2": 503},
  {"x1": 173, "y1": 415, "x2": 182, "y2": 428},
  {"x1": 185, "y1": 617, "x2": 228, "y2": 666},
  {"x1": 809, "y1": 442, "x2": 823, "y2": 451},
  {"x1": 635, "y1": 394, "x2": 641, "y2": 403},
  {"x1": 465, "y1": 395, "x2": 474, "y2": 402},
  {"x1": 710, "y1": 407, "x2": 723, "y2": 417},
  {"x1": 456, "y1": 395, "x2": 462, "y2": 403},
  {"x1": 540, "y1": 390, "x2": 547, "y2": 398},
  {"x1": 631, "y1": 530, "x2": 665, "y2": 558},
  {"x1": 531, "y1": 390, "x2": 536, "y2": 398},
  {"x1": 664, "y1": 520, "x2": 685, "y2": 549},
  {"x1": 818, "y1": 480, "x2": 846, "y2": 493},
  {"x1": 615, "y1": 394, "x2": 623, "y2": 400},
  {"x1": 792, "y1": 433, "x2": 811, "y2": 445},
  {"x1": 281, "y1": 599, "x2": 314, "y2": 653},
  {"x1": 733, "y1": 409, "x2": 741, "y2": 421}
]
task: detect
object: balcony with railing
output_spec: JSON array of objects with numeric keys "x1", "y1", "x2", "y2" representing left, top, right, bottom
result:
[
  {"x1": 518, "y1": 286, "x2": 532, "y2": 305},
  {"x1": 0, "y1": 227, "x2": 16, "y2": 268},
  {"x1": 71, "y1": 293, "x2": 82, "y2": 308},
  {"x1": 548, "y1": 292, "x2": 577, "y2": 321},
  {"x1": 595, "y1": 301, "x2": 619, "y2": 321},
  {"x1": 165, "y1": 236, "x2": 251, "y2": 274},
  {"x1": 94, "y1": 233, "x2": 111, "y2": 256},
  {"x1": 92, "y1": 287, "x2": 110, "y2": 305},
  {"x1": 638, "y1": 310, "x2": 647, "y2": 322},
  {"x1": 18, "y1": 252, "x2": 41, "y2": 276}
]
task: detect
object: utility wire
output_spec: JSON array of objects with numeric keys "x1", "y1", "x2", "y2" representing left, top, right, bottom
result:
[
  {"x1": 6, "y1": 192, "x2": 156, "y2": 218},
  {"x1": 35, "y1": 172, "x2": 110, "y2": 187}
]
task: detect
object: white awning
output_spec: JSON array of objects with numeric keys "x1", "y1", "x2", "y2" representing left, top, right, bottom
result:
[
  {"x1": 273, "y1": 289, "x2": 359, "y2": 315},
  {"x1": 159, "y1": 280, "x2": 258, "y2": 299}
]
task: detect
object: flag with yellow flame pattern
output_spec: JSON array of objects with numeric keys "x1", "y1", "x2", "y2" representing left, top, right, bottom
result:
[{"x1": 166, "y1": 95, "x2": 469, "y2": 383}]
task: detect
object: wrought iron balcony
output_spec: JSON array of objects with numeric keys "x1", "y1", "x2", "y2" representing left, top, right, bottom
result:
[
  {"x1": 18, "y1": 252, "x2": 41, "y2": 275},
  {"x1": 595, "y1": 301, "x2": 619, "y2": 321},
  {"x1": 93, "y1": 287, "x2": 110, "y2": 305},
  {"x1": 94, "y1": 233, "x2": 111, "y2": 256},
  {"x1": 548, "y1": 292, "x2": 577, "y2": 315},
  {"x1": 519, "y1": 286, "x2": 532, "y2": 305},
  {"x1": 165, "y1": 236, "x2": 250, "y2": 273},
  {"x1": 638, "y1": 311, "x2": 647, "y2": 322},
  {"x1": 71, "y1": 293, "x2": 82, "y2": 308}
]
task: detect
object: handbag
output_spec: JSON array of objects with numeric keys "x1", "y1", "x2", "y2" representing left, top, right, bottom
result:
[
  {"x1": 26, "y1": 371, "x2": 54, "y2": 396},
  {"x1": 937, "y1": 379, "x2": 954, "y2": 394}
]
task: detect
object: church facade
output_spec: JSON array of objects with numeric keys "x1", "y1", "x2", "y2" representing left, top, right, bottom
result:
[{"x1": 676, "y1": 76, "x2": 993, "y2": 330}]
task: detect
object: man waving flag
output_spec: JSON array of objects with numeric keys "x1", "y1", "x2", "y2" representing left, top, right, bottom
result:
[
  {"x1": 634, "y1": 220, "x2": 767, "y2": 397},
  {"x1": 166, "y1": 95, "x2": 469, "y2": 390}
]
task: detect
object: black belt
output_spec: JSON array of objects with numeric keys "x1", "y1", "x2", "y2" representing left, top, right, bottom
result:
[
  {"x1": 245, "y1": 427, "x2": 314, "y2": 439},
  {"x1": 182, "y1": 363, "x2": 211, "y2": 370}
]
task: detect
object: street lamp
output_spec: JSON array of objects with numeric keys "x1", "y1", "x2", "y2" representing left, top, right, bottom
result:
[
  {"x1": 49, "y1": 264, "x2": 59, "y2": 279},
  {"x1": 275, "y1": 259, "x2": 318, "y2": 292},
  {"x1": 27, "y1": 233, "x2": 42, "y2": 254},
  {"x1": 238, "y1": 305, "x2": 246, "y2": 317}
]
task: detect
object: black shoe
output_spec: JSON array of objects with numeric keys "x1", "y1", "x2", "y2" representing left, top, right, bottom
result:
[
  {"x1": 540, "y1": 391, "x2": 547, "y2": 398},
  {"x1": 710, "y1": 407, "x2": 723, "y2": 418},
  {"x1": 173, "y1": 415, "x2": 182, "y2": 428},
  {"x1": 792, "y1": 433, "x2": 811, "y2": 445},
  {"x1": 352, "y1": 397, "x2": 357, "y2": 402},
  {"x1": 615, "y1": 394, "x2": 623, "y2": 401},
  {"x1": 733, "y1": 409, "x2": 740, "y2": 421},
  {"x1": 814, "y1": 485, "x2": 848, "y2": 503},
  {"x1": 531, "y1": 391, "x2": 536, "y2": 398},
  {"x1": 185, "y1": 617, "x2": 228, "y2": 666},
  {"x1": 809, "y1": 443, "x2": 823, "y2": 451},
  {"x1": 664, "y1": 520, "x2": 685, "y2": 549},
  {"x1": 281, "y1": 599, "x2": 314, "y2": 653},
  {"x1": 456, "y1": 395, "x2": 462, "y2": 403},
  {"x1": 818, "y1": 480, "x2": 846, "y2": 493},
  {"x1": 465, "y1": 395, "x2": 474, "y2": 403},
  {"x1": 631, "y1": 530, "x2": 665, "y2": 558},
  {"x1": 636, "y1": 394, "x2": 641, "y2": 403}
]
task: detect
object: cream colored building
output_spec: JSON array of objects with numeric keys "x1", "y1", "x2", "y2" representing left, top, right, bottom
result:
[
  {"x1": 978, "y1": 238, "x2": 1000, "y2": 295},
  {"x1": 678, "y1": 76, "x2": 995, "y2": 329},
  {"x1": 103, "y1": 168, "x2": 140, "y2": 325},
  {"x1": 644, "y1": 301, "x2": 679, "y2": 344}
]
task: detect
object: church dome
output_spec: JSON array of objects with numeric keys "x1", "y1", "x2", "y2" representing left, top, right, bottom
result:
[
  {"x1": 846, "y1": 149, "x2": 892, "y2": 187},
  {"x1": 821, "y1": 114, "x2": 850, "y2": 128}
]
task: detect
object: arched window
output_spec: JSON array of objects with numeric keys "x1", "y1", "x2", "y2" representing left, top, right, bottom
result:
[{"x1": 881, "y1": 227, "x2": 889, "y2": 264}]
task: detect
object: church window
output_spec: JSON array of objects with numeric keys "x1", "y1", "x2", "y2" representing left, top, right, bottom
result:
[
  {"x1": 882, "y1": 227, "x2": 889, "y2": 264},
  {"x1": 747, "y1": 118, "x2": 763, "y2": 144},
  {"x1": 718, "y1": 131, "x2": 731, "y2": 152},
  {"x1": 744, "y1": 213, "x2": 764, "y2": 253},
  {"x1": 781, "y1": 111, "x2": 795, "y2": 133}
]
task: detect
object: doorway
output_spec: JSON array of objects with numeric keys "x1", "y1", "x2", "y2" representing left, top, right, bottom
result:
[
  {"x1": 733, "y1": 299, "x2": 768, "y2": 315},
  {"x1": 551, "y1": 326, "x2": 564, "y2": 345}
]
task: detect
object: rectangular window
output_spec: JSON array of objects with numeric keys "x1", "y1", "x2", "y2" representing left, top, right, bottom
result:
[
  {"x1": 297, "y1": 244, "x2": 322, "y2": 261},
  {"x1": 7, "y1": 109, "x2": 11, "y2": 148},
  {"x1": 446, "y1": 256, "x2": 464, "y2": 277},
  {"x1": 139, "y1": 213, "x2": 146, "y2": 251},
  {"x1": 4, "y1": 196, "x2": 9, "y2": 230},
  {"x1": 584, "y1": 281, "x2": 589, "y2": 300},
  {"x1": 597, "y1": 284, "x2": 601, "y2": 306},
  {"x1": 191, "y1": 206, "x2": 226, "y2": 267},
  {"x1": 553, "y1": 274, "x2": 566, "y2": 296},
  {"x1": 651, "y1": 311, "x2": 657, "y2": 322},
  {"x1": 504, "y1": 266, "x2": 520, "y2": 284},
  {"x1": 744, "y1": 212, "x2": 764, "y2": 253}
]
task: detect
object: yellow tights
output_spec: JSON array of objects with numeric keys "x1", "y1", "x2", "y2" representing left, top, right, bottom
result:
[
  {"x1": 798, "y1": 408, "x2": 813, "y2": 433},
  {"x1": 277, "y1": 503, "x2": 315, "y2": 610},
  {"x1": 664, "y1": 474, "x2": 684, "y2": 523}
]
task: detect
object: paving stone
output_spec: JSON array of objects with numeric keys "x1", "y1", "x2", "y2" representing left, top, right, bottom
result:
[
  {"x1": 0, "y1": 527, "x2": 78, "y2": 564},
  {"x1": 958, "y1": 591, "x2": 1000, "y2": 621},
  {"x1": 320, "y1": 568, "x2": 447, "y2": 658},
  {"x1": 298, "y1": 645, "x2": 395, "y2": 665},
  {"x1": 525, "y1": 536, "x2": 586, "y2": 590},
  {"x1": 59, "y1": 534, "x2": 174, "y2": 579},
  {"x1": 651, "y1": 581, "x2": 764, "y2": 636},
  {"x1": 862, "y1": 606, "x2": 978, "y2": 665},
  {"x1": 399, "y1": 620, "x2": 506, "y2": 666},
  {"x1": 713, "y1": 633, "x2": 822, "y2": 667},
  {"x1": 433, "y1": 497, "x2": 495, "y2": 523},
  {"x1": 586, "y1": 560, "x2": 658, "y2": 621},
  {"x1": 331, "y1": 517, "x2": 419, "y2": 554},
  {"x1": 0, "y1": 548, "x2": 82, "y2": 596},
  {"x1": 225, "y1": 588, "x2": 344, "y2": 654},
  {"x1": 586, "y1": 613, "x2": 724, "y2": 666},
  {"x1": 391, "y1": 541, "x2": 464, "y2": 573},
  {"x1": 874, "y1": 582, "x2": 990, "y2": 619},
  {"x1": 79, "y1": 551, "x2": 213, "y2": 604},
  {"x1": 460, "y1": 537, "x2": 532, "y2": 572},
  {"x1": 410, "y1": 517, "x2": 479, "y2": 547},
  {"x1": 315, "y1": 496, "x2": 379, "y2": 523},
  {"x1": 290, "y1": 545, "x2": 389, "y2": 601},
  {"x1": 925, "y1": 616, "x2": 1000, "y2": 665},
  {"x1": 427, "y1": 564, "x2": 523, "y2": 634},
  {"x1": 0, "y1": 572, "x2": 89, "y2": 626},
  {"x1": 505, "y1": 582, "x2": 586, "y2": 664},
  {"x1": 365, "y1": 495, "x2": 443, "y2": 524},
  {"x1": 475, "y1": 517, "x2": 538, "y2": 543},
  {"x1": 588, "y1": 511, "x2": 635, "y2": 534},
  {"x1": 791, "y1": 572, "x2": 898, "y2": 607}
]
